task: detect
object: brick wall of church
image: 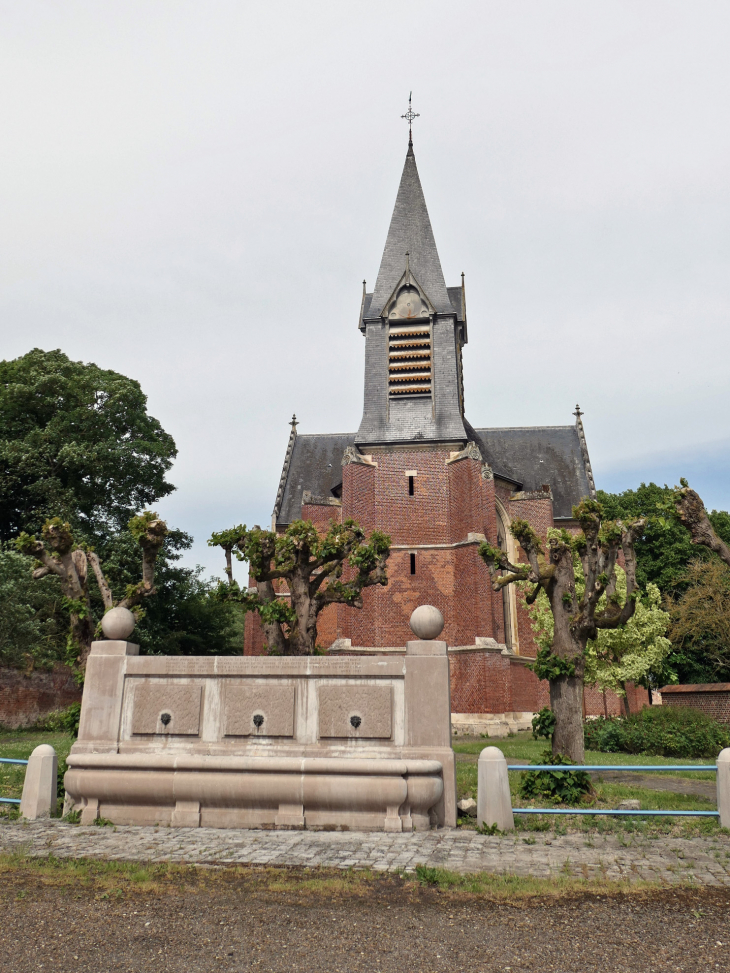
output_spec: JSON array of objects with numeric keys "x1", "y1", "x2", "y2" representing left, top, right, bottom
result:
[{"x1": 338, "y1": 447, "x2": 505, "y2": 648}]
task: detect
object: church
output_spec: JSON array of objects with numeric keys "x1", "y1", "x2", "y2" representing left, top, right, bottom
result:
[{"x1": 244, "y1": 128, "x2": 648, "y2": 727}]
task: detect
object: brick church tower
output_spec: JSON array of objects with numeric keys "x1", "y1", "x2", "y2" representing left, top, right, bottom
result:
[{"x1": 244, "y1": 133, "x2": 625, "y2": 724}]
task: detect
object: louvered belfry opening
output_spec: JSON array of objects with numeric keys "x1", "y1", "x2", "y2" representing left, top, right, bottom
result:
[{"x1": 388, "y1": 322, "x2": 432, "y2": 396}]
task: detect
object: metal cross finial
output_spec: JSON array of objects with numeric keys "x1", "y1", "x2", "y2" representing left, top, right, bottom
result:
[{"x1": 401, "y1": 92, "x2": 419, "y2": 145}]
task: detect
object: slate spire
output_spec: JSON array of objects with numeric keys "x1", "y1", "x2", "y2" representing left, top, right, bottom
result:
[{"x1": 368, "y1": 143, "x2": 453, "y2": 318}]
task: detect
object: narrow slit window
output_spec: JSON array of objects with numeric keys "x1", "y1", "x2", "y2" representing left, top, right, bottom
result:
[
  {"x1": 408, "y1": 475, "x2": 414, "y2": 496},
  {"x1": 410, "y1": 553, "x2": 416, "y2": 575}
]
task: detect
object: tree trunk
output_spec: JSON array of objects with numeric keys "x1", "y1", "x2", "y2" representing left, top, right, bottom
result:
[
  {"x1": 71, "y1": 612, "x2": 96, "y2": 668},
  {"x1": 621, "y1": 685, "x2": 631, "y2": 717},
  {"x1": 550, "y1": 675, "x2": 585, "y2": 763}
]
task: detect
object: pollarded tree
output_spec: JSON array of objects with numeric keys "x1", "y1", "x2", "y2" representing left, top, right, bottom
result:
[
  {"x1": 15, "y1": 511, "x2": 167, "y2": 667},
  {"x1": 478, "y1": 499, "x2": 645, "y2": 763},
  {"x1": 526, "y1": 560, "x2": 672, "y2": 715},
  {"x1": 209, "y1": 519, "x2": 390, "y2": 656},
  {"x1": 673, "y1": 480, "x2": 730, "y2": 568}
]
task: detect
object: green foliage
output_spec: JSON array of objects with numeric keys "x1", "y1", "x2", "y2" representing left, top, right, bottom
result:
[
  {"x1": 509, "y1": 518, "x2": 542, "y2": 552},
  {"x1": 583, "y1": 706, "x2": 730, "y2": 759},
  {"x1": 518, "y1": 749, "x2": 593, "y2": 804},
  {"x1": 667, "y1": 560, "x2": 730, "y2": 683},
  {"x1": 92, "y1": 528, "x2": 242, "y2": 656},
  {"x1": 209, "y1": 520, "x2": 390, "y2": 651},
  {"x1": 33, "y1": 702, "x2": 81, "y2": 737},
  {"x1": 0, "y1": 545, "x2": 65, "y2": 669},
  {"x1": 597, "y1": 483, "x2": 730, "y2": 594},
  {"x1": 0, "y1": 348, "x2": 176, "y2": 544},
  {"x1": 526, "y1": 646, "x2": 577, "y2": 681},
  {"x1": 526, "y1": 556, "x2": 673, "y2": 695},
  {"x1": 531, "y1": 707, "x2": 556, "y2": 741}
]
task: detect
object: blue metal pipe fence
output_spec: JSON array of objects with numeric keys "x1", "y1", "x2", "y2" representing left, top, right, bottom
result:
[
  {"x1": 508, "y1": 763, "x2": 720, "y2": 818},
  {"x1": 0, "y1": 757, "x2": 29, "y2": 806}
]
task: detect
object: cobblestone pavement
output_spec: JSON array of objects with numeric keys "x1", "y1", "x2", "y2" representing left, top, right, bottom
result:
[{"x1": 3, "y1": 820, "x2": 730, "y2": 885}]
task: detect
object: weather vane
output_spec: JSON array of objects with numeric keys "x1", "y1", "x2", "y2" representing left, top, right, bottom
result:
[{"x1": 401, "y1": 92, "x2": 419, "y2": 144}]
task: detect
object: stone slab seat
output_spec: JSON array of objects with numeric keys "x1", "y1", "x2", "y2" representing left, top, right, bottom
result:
[{"x1": 65, "y1": 754, "x2": 444, "y2": 832}]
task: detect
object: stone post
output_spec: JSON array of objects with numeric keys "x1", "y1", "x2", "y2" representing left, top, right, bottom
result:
[
  {"x1": 477, "y1": 745, "x2": 514, "y2": 831},
  {"x1": 20, "y1": 744, "x2": 57, "y2": 820},
  {"x1": 717, "y1": 748, "x2": 730, "y2": 828}
]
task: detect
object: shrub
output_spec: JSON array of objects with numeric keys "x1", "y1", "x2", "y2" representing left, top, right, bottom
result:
[
  {"x1": 531, "y1": 707, "x2": 556, "y2": 741},
  {"x1": 33, "y1": 702, "x2": 81, "y2": 737},
  {"x1": 518, "y1": 749, "x2": 593, "y2": 804},
  {"x1": 584, "y1": 706, "x2": 730, "y2": 759}
]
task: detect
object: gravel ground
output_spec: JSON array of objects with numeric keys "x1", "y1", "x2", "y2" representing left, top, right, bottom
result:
[{"x1": 2, "y1": 866, "x2": 730, "y2": 972}]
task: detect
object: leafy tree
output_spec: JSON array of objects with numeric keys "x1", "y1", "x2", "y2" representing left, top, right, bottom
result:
[
  {"x1": 526, "y1": 557, "x2": 673, "y2": 713},
  {"x1": 97, "y1": 527, "x2": 243, "y2": 656},
  {"x1": 667, "y1": 559, "x2": 730, "y2": 683},
  {"x1": 479, "y1": 500, "x2": 644, "y2": 763},
  {"x1": 0, "y1": 546, "x2": 65, "y2": 669},
  {"x1": 0, "y1": 348, "x2": 176, "y2": 543},
  {"x1": 597, "y1": 483, "x2": 730, "y2": 593},
  {"x1": 209, "y1": 519, "x2": 390, "y2": 655},
  {"x1": 15, "y1": 513, "x2": 167, "y2": 667}
]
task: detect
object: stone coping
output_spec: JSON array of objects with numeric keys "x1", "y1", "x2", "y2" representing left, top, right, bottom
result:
[
  {"x1": 661, "y1": 683, "x2": 730, "y2": 694},
  {"x1": 67, "y1": 754, "x2": 443, "y2": 775}
]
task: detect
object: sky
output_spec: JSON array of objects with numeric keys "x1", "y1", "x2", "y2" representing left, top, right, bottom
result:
[{"x1": 1, "y1": 1, "x2": 729, "y2": 580}]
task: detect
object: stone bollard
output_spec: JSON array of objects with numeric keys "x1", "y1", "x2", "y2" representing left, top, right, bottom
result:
[
  {"x1": 717, "y1": 748, "x2": 730, "y2": 828},
  {"x1": 477, "y1": 746, "x2": 514, "y2": 832},
  {"x1": 19, "y1": 744, "x2": 57, "y2": 820}
]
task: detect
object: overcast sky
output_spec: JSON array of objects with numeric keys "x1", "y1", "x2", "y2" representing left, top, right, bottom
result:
[{"x1": 2, "y1": 1, "x2": 729, "y2": 580}]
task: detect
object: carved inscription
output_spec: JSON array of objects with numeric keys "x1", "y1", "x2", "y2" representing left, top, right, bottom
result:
[
  {"x1": 131, "y1": 684, "x2": 202, "y2": 736},
  {"x1": 224, "y1": 684, "x2": 295, "y2": 737},
  {"x1": 318, "y1": 685, "x2": 393, "y2": 739}
]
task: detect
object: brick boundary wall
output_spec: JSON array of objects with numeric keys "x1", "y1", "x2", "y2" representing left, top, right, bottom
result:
[
  {"x1": 448, "y1": 650, "x2": 648, "y2": 717},
  {"x1": 0, "y1": 665, "x2": 82, "y2": 729},
  {"x1": 660, "y1": 684, "x2": 730, "y2": 724}
]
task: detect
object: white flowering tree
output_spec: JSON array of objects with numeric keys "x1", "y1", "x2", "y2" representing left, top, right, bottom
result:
[{"x1": 525, "y1": 551, "x2": 672, "y2": 715}]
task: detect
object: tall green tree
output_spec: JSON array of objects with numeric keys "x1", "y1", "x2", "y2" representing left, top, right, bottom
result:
[
  {"x1": 0, "y1": 545, "x2": 64, "y2": 670},
  {"x1": 0, "y1": 348, "x2": 176, "y2": 543}
]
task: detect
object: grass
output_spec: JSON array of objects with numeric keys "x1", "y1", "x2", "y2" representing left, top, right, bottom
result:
[
  {"x1": 0, "y1": 729, "x2": 75, "y2": 804},
  {"x1": 454, "y1": 729, "x2": 723, "y2": 836},
  {"x1": 453, "y1": 732, "x2": 718, "y2": 777},
  {"x1": 0, "y1": 852, "x2": 674, "y2": 903}
]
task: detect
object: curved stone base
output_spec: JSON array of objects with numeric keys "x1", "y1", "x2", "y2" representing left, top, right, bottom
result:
[{"x1": 65, "y1": 754, "x2": 444, "y2": 832}]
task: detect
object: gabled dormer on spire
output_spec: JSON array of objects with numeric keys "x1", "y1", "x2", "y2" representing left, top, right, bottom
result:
[
  {"x1": 356, "y1": 142, "x2": 469, "y2": 447},
  {"x1": 368, "y1": 144, "x2": 453, "y2": 319}
]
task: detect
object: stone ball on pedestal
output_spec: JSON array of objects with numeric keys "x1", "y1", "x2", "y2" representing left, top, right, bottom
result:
[
  {"x1": 101, "y1": 606, "x2": 136, "y2": 641},
  {"x1": 409, "y1": 605, "x2": 444, "y2": 641}
]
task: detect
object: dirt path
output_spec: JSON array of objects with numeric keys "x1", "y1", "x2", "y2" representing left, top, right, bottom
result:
[{"x1": 2, "y1": 867, "x2": 729, "y2": 973}]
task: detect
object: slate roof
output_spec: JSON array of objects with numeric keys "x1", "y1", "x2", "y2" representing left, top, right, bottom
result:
[
  {"x1": 367, "y1": 144, "x2": 453, "y2": 318},
  {"x1": 276, "y1": 423, "x2": 592, "y2": 525},
  {"x1": 467, "y1": 421, "x2": 593, "y2": 520},
  {"x1": 277, "y1": 433, "x2": 353, "y2": 527}
]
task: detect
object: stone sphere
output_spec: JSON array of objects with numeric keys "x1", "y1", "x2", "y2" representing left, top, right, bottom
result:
[
  {"x1": 101, "y1": 606, "x2": 136, "y2": 641},
  {"x1": 409, "y1": 605, "x2": 444, "y2": 640}
]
